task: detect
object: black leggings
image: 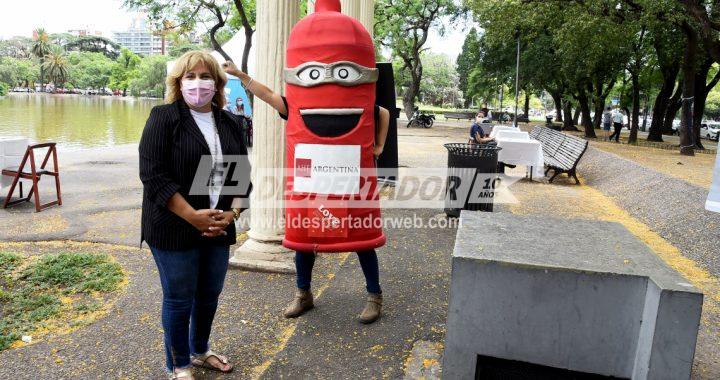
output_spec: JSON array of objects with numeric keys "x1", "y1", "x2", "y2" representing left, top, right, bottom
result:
[
  {"x1": 609, "y1": 122, "x2": 622, "y2": 141},
  {"x1": 295, "y1": 250, "x2": 381, "y2": 294}
]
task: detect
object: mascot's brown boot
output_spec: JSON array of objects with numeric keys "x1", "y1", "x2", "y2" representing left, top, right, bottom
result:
[
  {"x1": 359, "y1": 293, "x2": 383, "y2": 324},
  {"x1": 283, "y1": 289, "x2": 314, "y2": 318}
]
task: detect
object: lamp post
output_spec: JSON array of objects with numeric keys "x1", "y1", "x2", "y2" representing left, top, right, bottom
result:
[{"x1": 513, "y1": 33, "x2": 521, "y2": 128}]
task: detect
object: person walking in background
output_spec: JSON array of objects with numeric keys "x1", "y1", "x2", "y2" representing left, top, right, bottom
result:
[
  {"x1": 602, "y1": 106, "x2": 613, "y2": 141},
  {"x1": 609, "y1": 106, "x2": 624, "y2": 142}
]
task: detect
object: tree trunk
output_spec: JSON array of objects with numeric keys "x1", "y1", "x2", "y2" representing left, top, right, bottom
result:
[
  {"x1": 663, "y1": 80, "x2": 683, "y2": 135},
  {"x1": 680, "y1": 23, "x2": 697, "y2": 156},
  {"x1": 205, "y1": 2, "x2": 231, "y2": 62},
  {"x1": 402, "y1": 57, "x2": 423, "y2": 119},
  {"x1": 550, "y1": 91, "x2": 563, "y2": 122},
  {"x1": 591, "y1": 76, "x2": 616, "y2": 131},
  {"x1": 209, "y1": 27, "x2": 231, "y2": 62},
  {"x1": 578, "y1": 94, "x2": 592, "y2": 128},
  {"x1": 233, "y1": 0, "x2": 255, "y2": 73},
  {"x1": 648, "y1": 69, "x2": 678, "y2": 141},
  {"x1": 39, "y1": 59, "x2": 45, "y2": 91},
  {"x1": 692, "y1": 66, "x2": 710, "y2": 150},
  {"x1": 572, "y1": 106, "x2": 580, "y2": 125},
  {"x1": 562, "y1": 100, "x2": 578, "y2": 131},
  {"x1": 524, "y1": 91, "x2": 530, "y2": 117},
  {"x1": 577, "y1": 90, "x2": 595, "y2": 138},
  {"x1": 592, "y1": 99, "x2": 604, "y2": 131},
  {"x1": 628, "y1": 72, "x2": 641, "y2": 144},
  {"x1": 403, "y1": 71, "x2": 421, "y2": 119}
]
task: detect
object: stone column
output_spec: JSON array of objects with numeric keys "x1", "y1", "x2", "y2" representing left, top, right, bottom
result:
[
  {"x1": 341, "y1": 0, "x2": 374, "y2": 37},
  {"x1": 230, "y1": 0, "x2": 300, "y2": 273}
]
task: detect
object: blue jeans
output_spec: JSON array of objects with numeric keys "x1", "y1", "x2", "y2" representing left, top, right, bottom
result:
[
  {"x1": 150, "y1": 244, "x2": 230, "y2": 372},
  {"x1": 295, "y1": 250, "x2": 382, "y2": 294}
]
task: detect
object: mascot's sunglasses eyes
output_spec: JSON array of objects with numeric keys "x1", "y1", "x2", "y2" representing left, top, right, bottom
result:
[{"x1": 284, "y1": 61, "x2": 379, "y2": 87}]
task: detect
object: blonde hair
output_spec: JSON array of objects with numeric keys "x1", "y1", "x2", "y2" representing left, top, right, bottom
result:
[{"x1": 165, "y1": 51, "x2": 228, "y2": 108}]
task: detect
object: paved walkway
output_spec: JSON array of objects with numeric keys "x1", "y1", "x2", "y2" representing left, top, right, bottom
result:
[{"x1": 1, "y1": 124, "x2": 719, "y2": 378}]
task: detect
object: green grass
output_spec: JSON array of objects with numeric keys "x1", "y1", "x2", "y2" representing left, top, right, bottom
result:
[
  {"x1": 0, "y1": 252, "x2": 21, "y2": 276},
  {"x1": 0, "y1": 252, "x2": 124, "y2": 350},
  {"x1": 26, "y1": 253, "x2": 124, "y2": 293}
]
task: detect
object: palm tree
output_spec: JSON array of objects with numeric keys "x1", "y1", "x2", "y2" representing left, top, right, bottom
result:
[
  {"x1": 43, "y1": 46, "x2": 69, "y2": 89},
  {"x1": 32, "y1": 28, "x2": 51, "y2": 91}
]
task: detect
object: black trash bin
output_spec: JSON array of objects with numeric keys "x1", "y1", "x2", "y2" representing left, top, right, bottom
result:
[{"x1": 444, "y1": 143, "x2": 502, "y2": 217}]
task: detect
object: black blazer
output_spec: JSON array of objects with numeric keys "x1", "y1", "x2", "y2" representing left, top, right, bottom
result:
[{"x1": 139, "y1": 100, "x2": 251, "y2": 250}]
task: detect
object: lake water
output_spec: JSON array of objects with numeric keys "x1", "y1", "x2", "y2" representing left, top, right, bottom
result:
[{"x1": 0, "y1": 93, "x2": 162, "y2": 150}]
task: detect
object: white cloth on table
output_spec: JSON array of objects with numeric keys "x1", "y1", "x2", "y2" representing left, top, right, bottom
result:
[
  {"x1": 495, "y1": 130, "x2": 530, "y2": 141},
  {"x1": 489, "y1": 125, "x2": 520, "y2": 139},
  {"x1": 495, "y1": 136, "x2": 544, "y2": 179}
]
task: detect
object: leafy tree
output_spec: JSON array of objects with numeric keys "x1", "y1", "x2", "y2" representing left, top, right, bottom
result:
[
  {"x1": 124, "y1": 0, "x2": 219, "y2": 55},
  {"x1": 32, "y1": 28, "x2": 51, "y2": 90},
  {"x1": 110, "y1": 48, "x2": 141, "y2": 96},
  {"x1": 169, "y1": 42, "x2": 204, "y2": 58},
  {"x1": 0, "y1": 37, "x2": 34, "y2": 59},
  {"x1": 48, "y1": 32, "x2": 77, "y2": 47},
  {"x1": 130, "y1": 55, "x2": 169, "y2": 98},
  {"x1": 456, "y1": 27, "x2": 480, "y2": 107},
  {"x1": 376, "y1": 0, "x2": 463, "y2": 118},
  {"x1": 66, "y1": 52, "x2": 114, "y2": 90},
  {"x1": 43, "y1": 46, "x2": 70, "y2": 88},
  {"x1": 13, "y1": 59, "x2": 39, "y2": 88},
  {"x1": 705, "y1": 86, "x2": 720, "y2": 120},
  {"x1": 0, "y1": 82, "x2": 8, "y2": 97},
  {"x1": 0, "y1": 58, "x2": 19, "y2": 87},
  {"x1": 420, "y1": 52, "x2": 461, "y2": 107},
  {"x1": 64, "y1": 36, "x2": 122, "y2": 59}
]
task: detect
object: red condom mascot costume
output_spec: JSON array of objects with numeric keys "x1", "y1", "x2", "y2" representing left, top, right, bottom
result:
[{"x1": 282, "y1": 0, "x2": 386, "y2": 253}]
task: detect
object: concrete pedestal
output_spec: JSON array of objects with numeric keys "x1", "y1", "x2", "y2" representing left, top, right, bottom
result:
[{"x1": 443, "y1": 212, "x2": 703, "y2": 380}]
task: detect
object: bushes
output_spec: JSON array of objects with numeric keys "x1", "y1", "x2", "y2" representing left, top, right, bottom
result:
[{"x1": 0, "y1": 82, "x2": 8, "y2": 97}]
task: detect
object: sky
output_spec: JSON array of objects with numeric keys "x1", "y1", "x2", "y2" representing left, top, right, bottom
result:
[
  {"x1": 0, "y1": 0, "x2": 469, "y2": 61},
  {"x1": 0, "y1": 0, "x2": 134, "y2": 40}
]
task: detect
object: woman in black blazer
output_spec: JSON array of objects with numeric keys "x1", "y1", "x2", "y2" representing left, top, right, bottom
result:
[{"x1": 139, "y1": 51, "x2": 250, "y2": 380}]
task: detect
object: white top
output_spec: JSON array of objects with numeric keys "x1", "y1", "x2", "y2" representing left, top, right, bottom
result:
[
  {"x1": 190, "y1": 109, "x2": 223, "y2": 209},
  {"x1": 612, "y1": 109, "x2": 624, "y2": 124}
]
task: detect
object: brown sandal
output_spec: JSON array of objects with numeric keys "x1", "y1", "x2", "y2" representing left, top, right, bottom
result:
[{"x1": 191, "y1": 350, "x2": 234, "y2": 373}]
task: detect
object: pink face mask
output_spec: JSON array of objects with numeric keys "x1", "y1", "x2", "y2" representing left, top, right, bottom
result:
[{"x1": 181, "y1": 79, "x2": 216, "y2": 108}]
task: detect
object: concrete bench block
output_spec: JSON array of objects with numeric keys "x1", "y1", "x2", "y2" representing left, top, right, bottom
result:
[
  {"x1": 2, "y1": 155, "x2": 24, "y2": 169},
  {"x1": 0, "y1": 138, "x2": 28, "y2": 156},
  {"x1": 443, "y1": 212, "x2": 703, "y2": 380}
]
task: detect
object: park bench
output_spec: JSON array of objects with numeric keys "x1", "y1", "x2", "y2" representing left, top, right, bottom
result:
[
  {"x1": 444, "y1": 111, "x2": 475, "y2": 120},
  {"x1": 530, "y1": 126, "x2": 587, "y2": 184}
]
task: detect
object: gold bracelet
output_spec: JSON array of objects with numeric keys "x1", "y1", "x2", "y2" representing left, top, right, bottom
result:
[{"x1": 232, "y1": 208, "x2": 241, "y2": 221}]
